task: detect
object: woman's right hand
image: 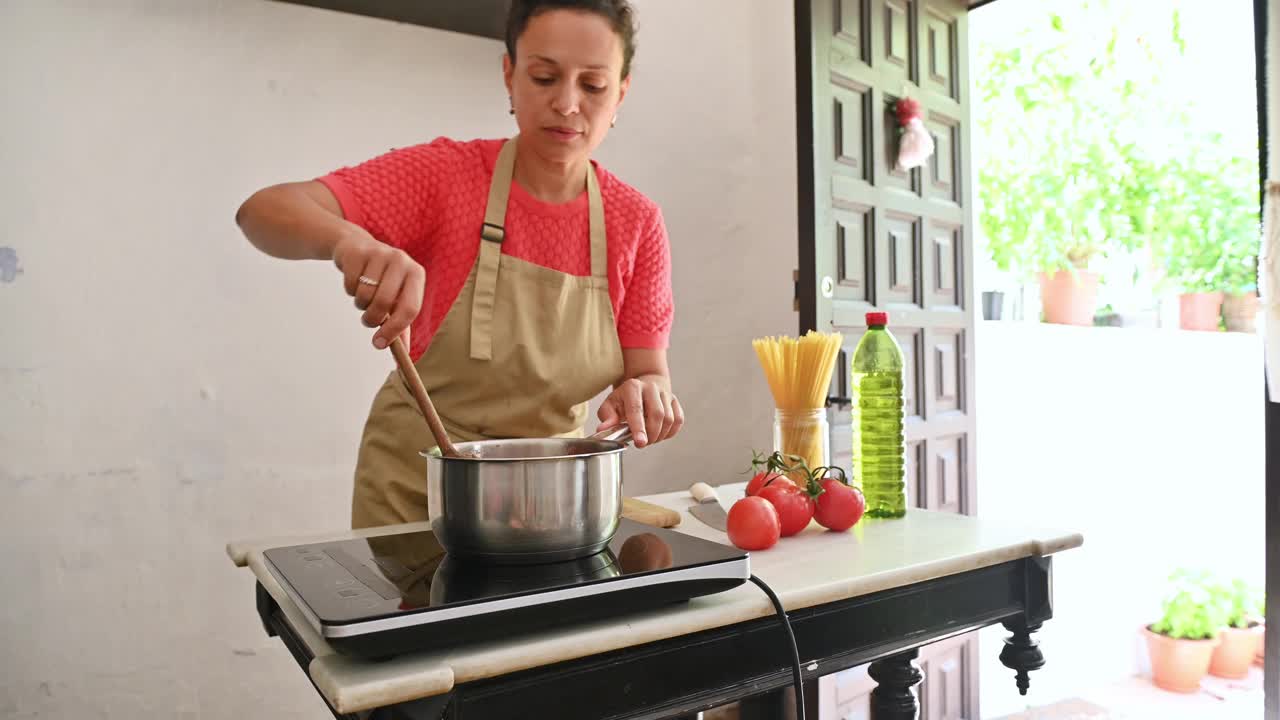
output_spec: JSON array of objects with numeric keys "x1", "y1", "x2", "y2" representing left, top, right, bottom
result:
[{"x1": 331, "y1": 229, "x2": 426, "y2": 350}]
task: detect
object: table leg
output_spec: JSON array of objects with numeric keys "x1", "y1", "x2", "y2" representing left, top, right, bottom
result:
[
  {"x1": 868, "y1": 648, "x2": 923, "y2": 720},
  {"x1": 999, "y1": 616, "x2": 1045, "y2": 696}
]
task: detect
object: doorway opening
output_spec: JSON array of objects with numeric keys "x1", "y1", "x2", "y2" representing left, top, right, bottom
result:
[{"x1": 971, "y1": 1, "x2": 1265, "y2": 717}]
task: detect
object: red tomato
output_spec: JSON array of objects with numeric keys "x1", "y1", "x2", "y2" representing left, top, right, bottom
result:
[
  {"x1": 726, "y1": 496, "x2": 781, "y2": 550},
  {"x1": 813, "y1": 477, "x2": 866, "y2": 531},
  {"x1": 757, "y1": 483, "x2": 815, "y2": 537},
  {"x1": 746, "y1": 471, "x2": 794, "y2": 497}
]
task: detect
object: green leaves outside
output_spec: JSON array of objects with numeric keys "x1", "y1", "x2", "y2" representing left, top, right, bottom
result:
[
  {"x1": 1152, "y1": 569, "x2": 1264, "y2": 640},
  {"x1": 977, "y1": 2, "x2": 1258, "y2": 295}
]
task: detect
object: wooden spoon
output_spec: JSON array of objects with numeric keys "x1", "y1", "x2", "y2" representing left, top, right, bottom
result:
[{"x1": 389, "y1": 336, "x2": 467, "y2": 458}]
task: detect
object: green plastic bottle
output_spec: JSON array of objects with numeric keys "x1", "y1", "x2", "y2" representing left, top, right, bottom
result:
[{"x1": 850, "y1": 311, "x2": 906, "y2": 518}]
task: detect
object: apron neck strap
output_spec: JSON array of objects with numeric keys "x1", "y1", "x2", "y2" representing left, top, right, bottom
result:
[
  {"x1": 482, "y1": 136, "x2": 607, "y2": 277},
  {"x1": 470, "y1": 137, "x2": 607, "y2": 360},
  {"x1": 585, "y1": 159, "x2": 606, "y2": 278},
  {"x1": 481, "y1": 138, "x2": 519, "y2": 244}
]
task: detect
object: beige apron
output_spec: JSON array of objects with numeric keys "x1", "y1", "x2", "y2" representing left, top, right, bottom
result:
[{"x1": 350, "y1": 136, "x2": 624, "y2": 529}]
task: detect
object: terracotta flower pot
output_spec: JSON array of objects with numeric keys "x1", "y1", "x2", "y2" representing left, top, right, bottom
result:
[
  {"x1": 1039, "y1": 270, "x2": 1099, "y2": 326},
  {"x1": 1143, "y1": 626, "x2": 1220, "y2": 693},
  {"x1": 1178, "y1": 292, "x2": 1224, "y2": 331},
  {"x1": 1223, "y1": 292, "x2": 1259, "y2": 333},
  {"x1": 1210, "y1": 623, "x2": 1264, "y2": 678}
]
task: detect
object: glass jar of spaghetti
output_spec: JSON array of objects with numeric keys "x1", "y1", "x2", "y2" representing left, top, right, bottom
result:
[{"x1": 772, "y1": 408, "x2": 830, "y2": 478}]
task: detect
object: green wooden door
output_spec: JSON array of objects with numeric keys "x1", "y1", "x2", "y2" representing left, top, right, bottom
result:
[{"x1": 795, "y1": 0, "x2": 980, "y2": 717}]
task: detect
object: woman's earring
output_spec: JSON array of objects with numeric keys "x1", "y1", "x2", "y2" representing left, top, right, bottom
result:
[
  {"x1": 610, "y1": 115, "x2": 617, "y2": 128},
  {"x1": 508, "y1": 97, "x2": 515, "y2": 116}
]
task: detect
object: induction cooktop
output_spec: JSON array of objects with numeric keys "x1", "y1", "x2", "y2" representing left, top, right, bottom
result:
[{"x1": 262, "y1": 519, "x2": 749, "y2": 658}]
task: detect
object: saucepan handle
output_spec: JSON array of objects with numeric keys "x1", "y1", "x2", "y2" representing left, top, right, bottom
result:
[{"x1": 589, "y1": 425, "x2": 633, "y2": 445}]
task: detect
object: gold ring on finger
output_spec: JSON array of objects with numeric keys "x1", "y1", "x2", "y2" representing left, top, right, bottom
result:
[{"x1": 358, "y1": 275, "x2": 380, "y2": 287}]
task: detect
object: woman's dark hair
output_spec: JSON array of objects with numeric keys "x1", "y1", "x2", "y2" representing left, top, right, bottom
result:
[{"x1": 505, "y1": 0, "x2": 638, "y2": 79}]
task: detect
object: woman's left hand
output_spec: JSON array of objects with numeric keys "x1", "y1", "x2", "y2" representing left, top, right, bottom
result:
[{"x1": 596, "y1": 378, "x2": 684, "y2": 449}]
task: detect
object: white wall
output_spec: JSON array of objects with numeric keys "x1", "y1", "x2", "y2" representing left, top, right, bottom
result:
[{"x1": 0, "y1": 1, "x2": 797, "y2": 717}]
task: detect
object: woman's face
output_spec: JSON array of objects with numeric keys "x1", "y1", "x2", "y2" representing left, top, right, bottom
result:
[{"x1": 504, "y1": 9, "x2": 629, "y2": 166}]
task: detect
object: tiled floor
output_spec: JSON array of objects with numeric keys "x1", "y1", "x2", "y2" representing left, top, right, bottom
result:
[{"x1": 991, "y1": 666, "x2": 1265, "y2": 719}]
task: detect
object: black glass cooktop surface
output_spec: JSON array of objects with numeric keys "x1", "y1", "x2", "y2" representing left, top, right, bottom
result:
[{"x1": 261, "y1": 519, "x2": 749, "y2": 657}]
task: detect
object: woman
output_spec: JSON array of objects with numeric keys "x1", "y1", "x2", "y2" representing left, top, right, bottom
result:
[{"x1": 235, "y1": 0, "x2": 683, "y2": 529}]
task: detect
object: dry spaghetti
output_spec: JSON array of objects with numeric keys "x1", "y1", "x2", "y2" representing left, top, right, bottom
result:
[{"x1": 752, "y1": 331, "x2": 844, "y2": 477}]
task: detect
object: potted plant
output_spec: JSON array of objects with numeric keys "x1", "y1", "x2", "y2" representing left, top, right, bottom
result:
[
  {"x1": 977, "y1": 15, "x2": 1161, "y2": 326},
  {"x1": 1144, "y1": 569, "x2": 1229, "y2": 693},
  {"x1": 1208, "y1": 579, "x2": 1264, "y2": 679},
  {"x1": 1148, "y1": 153, "x2": 1259, "y2": 332},
  {"x1": 980, "y1": 127, "x2": 1111, "y2": 326},
  {"x1": 1219, "y1": 158, "x2": 1262, "y2": 333},
  {"x1": 1221, "y1": 268, "x2": 1259, "y2": 333},
  {"x1": 1218, "y1": 203, "x2": 1259, "y2": 333},
  {"x1": 1146, "y1": 160, "x2": 1224, "y2": 331}
]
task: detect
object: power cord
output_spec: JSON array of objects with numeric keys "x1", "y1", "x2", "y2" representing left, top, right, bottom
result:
[{"x1": 749, "y1": 575, "x2": 805, "y2": 720}]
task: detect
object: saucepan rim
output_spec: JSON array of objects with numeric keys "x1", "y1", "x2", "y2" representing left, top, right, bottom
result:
[{"x1": 418, "y1": 426, "x2": 634, "y2": 463}]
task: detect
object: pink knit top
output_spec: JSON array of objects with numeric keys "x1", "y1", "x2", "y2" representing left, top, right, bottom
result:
[{"x1": 318, "y1": 137, "x2": 673, "y2": 360}]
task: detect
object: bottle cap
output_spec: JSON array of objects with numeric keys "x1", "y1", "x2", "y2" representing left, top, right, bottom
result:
[{"x1": 866, "y1": 311, "x2": 888, "y2": 326}]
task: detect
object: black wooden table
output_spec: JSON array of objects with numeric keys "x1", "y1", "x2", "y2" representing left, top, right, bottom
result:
[{"x1": 254, "y1": 553, "x2": 1056, "y2": 720}]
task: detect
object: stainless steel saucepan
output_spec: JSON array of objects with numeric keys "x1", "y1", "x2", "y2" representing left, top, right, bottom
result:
[
  {"x1": 423, "y1": 426, "x2": 634, "y2": 564},
  {"x1": 386, "y1": 337, "x2": 635, "y2": 564}
]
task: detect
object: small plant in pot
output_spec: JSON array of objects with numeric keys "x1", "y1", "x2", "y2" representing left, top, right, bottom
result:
[
  {"x1": 1220, "y1": 232, "x2": 1260, "y2": 334},
  {"x1": 1214, "y1": 154, "x2": 1261, "y2": 333},
  {"x1": 1146, "y1": 160, "x2": 1225, "y2": 331},
  {"x1": 1208, "y1": 579, "x2": 1264, "y2": 679},
  {"x1": 1144, "y1": 569, "x2": 1229, "y2": 693},
  {"x1": 1147, "y1": 154, "x2": 1258, "y2": 332}
]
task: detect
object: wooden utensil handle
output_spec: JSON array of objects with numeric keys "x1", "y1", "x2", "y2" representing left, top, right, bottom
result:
[
  {"x1": 390, "y1": 336, "x2": 461, "y2": 458},
  {"x1": 622, "y1": 497, "x2": 681, "y2": 528}
]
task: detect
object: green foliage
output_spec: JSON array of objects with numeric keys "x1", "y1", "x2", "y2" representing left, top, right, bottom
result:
[
  {"x1": 1150, "y1": 569, "x2": 1231, "y2": 640},
  {"x1": 977, "y1": 4, "x2": 1159, "y2": 278},
  {"x1": 1146, "y1": 150, "x2": 1260, "y2": 294},
  {"x1": 977, "y1": 1, "x2": 1260, "y2": 291},
  {"x1": 1209, "y1": 577, "x2": 1265, "y2": 629}
]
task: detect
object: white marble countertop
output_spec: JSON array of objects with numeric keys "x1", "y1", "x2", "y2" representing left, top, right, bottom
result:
[{"x1": 226, "y1": 485, "x2": 1082, "y2": 714}]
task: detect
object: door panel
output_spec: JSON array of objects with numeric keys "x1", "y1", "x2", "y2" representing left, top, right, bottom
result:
[
  {"x1": 836, "y1": 207, "x2": 874, "y2": 299},
  {"x1": 800, "y1": 0, "x2": 978, "y2": 717},
  {"x1": 881, "y1": 211, "x2": 922, "y2": 306},
  {"x1": 932, "y1": 328, "x2": 963, "y2": 414},
  {"x1": 835, "y1": 89, "x2": 876, "y2": 178},
  {"x1": 927, "y1": 118, "x2": 963, "y2": 203},
  {"x1": 883, "y1": 0, "x2": 918, "y2": 80},
  {"x1": 923, "y1": 434, "x2": 967, "y2": 514},
  {"x1": 930, "y1": 221, "x2": 964, "y2": 309},
  {"x1": 923, "y1": 8, "x2": 960, "y2": 99},
  {"x1": 919, "y1": 636, "x2": 975, "y2": 720},
  {"x1": 900, "y1": 328, "x2": 925, "y2": 422},
  {"x1": 905, "y1": 438, "x2": 926, "y2": 504}
]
